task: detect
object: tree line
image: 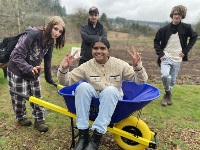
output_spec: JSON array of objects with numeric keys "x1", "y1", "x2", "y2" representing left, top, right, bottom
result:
[
  {"x1": 0, "y1": 0, "x2": 66, "y2": 39},
  {"x1": 0, "y1": 1, "x2": 199, "y2": 41}
]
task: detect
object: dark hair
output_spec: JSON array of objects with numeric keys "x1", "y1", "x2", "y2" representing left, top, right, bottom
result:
[
  {"x1": 91, "y1": 37, "x2": 110, "y2": 49},
  {"x1": 43, "y1": 16, "x2": 65, "y2": 49},
  {"x1": 170, "y1": 5, "x2": 187, "y2": 19}
]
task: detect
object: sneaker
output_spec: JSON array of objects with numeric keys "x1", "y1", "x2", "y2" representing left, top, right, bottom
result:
[
  {"x1": 34, "y1": 120, "x2": 48, "y2": 132},
  {"x1": 18, "y1": 118, "x2": 32, "y2": 126}
]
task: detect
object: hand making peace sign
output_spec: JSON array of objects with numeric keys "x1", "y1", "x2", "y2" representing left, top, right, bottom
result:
[
  {"x1": 127, "y1": 46, "x2": 142, "y2": 67},
  {"x1": 60, "y1": 50, "x2": 82, "y2": 69}
]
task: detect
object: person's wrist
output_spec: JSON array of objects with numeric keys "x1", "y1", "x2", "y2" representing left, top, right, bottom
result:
[
  {"x1": 59, "y1": 64, "x2": 68, "y2": 74},
  {"x1": 133, "y1": 62, "x2": 143, "y2": 70}
]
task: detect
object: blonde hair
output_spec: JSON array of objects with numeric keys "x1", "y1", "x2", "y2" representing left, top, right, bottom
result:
[{"x1": 170, "y1": 5, "x2": 187, "y2": 19}]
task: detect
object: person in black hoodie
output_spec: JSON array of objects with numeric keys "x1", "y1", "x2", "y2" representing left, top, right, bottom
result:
[
  {"x1": 7, "y1": 16, "x2": 65, "y2": 132},
  {"x1": 154, "y1": 5, "x2": 198, "y2": 106},
  {"x1": 79, "y1": 6, "x2": 107, "y2": 65}
]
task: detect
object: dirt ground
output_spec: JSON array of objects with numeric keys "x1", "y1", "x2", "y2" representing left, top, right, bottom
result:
[{"x1": 109, "y1": 40, "x2": 200, "y2": 85}]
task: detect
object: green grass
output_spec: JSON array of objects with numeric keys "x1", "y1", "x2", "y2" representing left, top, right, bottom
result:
[{"x1": 0, "y1": 41, "x2": 200, "y2": 150}]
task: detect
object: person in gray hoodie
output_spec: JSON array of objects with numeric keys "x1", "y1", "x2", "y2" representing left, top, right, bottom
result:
[{"x1": 7, "y1": 16, "x2": 65, "y2": 132}]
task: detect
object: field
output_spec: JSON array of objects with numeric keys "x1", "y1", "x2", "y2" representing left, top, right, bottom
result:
[
  {"x1": 0, "y1": 31, "x2": 200, "y2": 150},
  {"x1": 108, "y1": 31, "x2": 200, "y2": 85}
]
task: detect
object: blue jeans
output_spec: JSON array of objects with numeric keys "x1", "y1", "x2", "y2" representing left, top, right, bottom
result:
[
  {"x1": 161, "y1": 56, "x2": 181, "y2": 91},
  {"x1": 75, "y1": 82, "x2": 121, "y2": 134}
]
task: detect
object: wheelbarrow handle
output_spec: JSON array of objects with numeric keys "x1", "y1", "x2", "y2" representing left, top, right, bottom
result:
[
  {"x1": 10, "y1": 89, "x2": 29, "y2": 100},
  {"x1": 57, "y1": 84, "x2": 63, "y2": 89}
]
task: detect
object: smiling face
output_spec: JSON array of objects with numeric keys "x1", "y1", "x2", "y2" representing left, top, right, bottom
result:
[
  {"x1": 51, "y1": 24, "x2": 64, "y2": 39},
  {"x1": 92, "y1": 42, "x2": 109, "y2": 64}
]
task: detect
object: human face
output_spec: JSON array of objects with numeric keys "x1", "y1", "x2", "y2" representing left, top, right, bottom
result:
[
  {"x1": 172, "y1": 11, "x2": 182, "y2": 25},
  {"x1": 89, "y1": 12, "x2": 99, "y2": 24},
  {"x1": 51, "y1": 24, "x2": 63, "y2": 39},
  {"x1": 92, "y1": 42, "x2": 109, "y2": 64}
]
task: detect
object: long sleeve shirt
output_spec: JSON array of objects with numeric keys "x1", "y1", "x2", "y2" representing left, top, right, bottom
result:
[{"x1": 57, "y1": 57, "x2": 148, "y2": 96}]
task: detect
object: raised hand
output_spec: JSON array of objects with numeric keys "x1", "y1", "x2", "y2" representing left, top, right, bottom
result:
[
  {"x1": 60, "y1": 50, "x2": 82, "y2": 69},
  {"x1": 127, "y1": 46, "x2": 141, "y2": 67}
]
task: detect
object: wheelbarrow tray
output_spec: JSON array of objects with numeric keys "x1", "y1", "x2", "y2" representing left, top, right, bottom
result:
[{"x1": 58, "y1": 81, "x2": 160, "y2": 124}]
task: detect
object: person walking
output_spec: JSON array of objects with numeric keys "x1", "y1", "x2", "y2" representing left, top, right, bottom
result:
[
  {"x1": 79, "y1": 6, "x2": 107, "y2": 65},
  {"x1": 7, "y1": 16, "x2": 65, "y2": 132},
  {"x1": 154, "y1": 5, "x2": 198, "y2": 106}
]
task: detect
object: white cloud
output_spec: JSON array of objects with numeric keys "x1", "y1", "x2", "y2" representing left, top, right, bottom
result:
[{"x1": 60, "y1": 0, "x2": 200, "y2": 24}]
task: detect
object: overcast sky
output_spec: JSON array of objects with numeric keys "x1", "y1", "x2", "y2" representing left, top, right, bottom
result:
[{"x1": 60, "y1": 0, "x2": 200, "y2": 24}]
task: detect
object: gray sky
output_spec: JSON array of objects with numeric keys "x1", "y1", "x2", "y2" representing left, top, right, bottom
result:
[{"x1": 60, "y1": 0, "x2": 200, "y2": 24}]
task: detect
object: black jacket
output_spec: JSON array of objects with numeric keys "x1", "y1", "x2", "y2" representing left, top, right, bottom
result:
[
  {"x1": 80, "y1": 20, "x2": 107, "y2": 61},
  {"x1": 154, "y1": 22, "x2": 198, "y2": 66}
]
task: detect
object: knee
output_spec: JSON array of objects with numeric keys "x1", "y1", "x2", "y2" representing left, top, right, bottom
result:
[
  {"x1": 76, "y1": 82, "x2": 91, "y2": 92},
  {"x1": 103, "y1": 86, "x2": 119, "y2": 94},
  {"x1": 161, "y1": 71, "x2": 170, "y2": 79}
]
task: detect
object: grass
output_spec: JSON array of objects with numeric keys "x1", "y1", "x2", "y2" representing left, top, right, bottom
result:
[{"x1": 0, "y1": 34, "x2": 200, "y2": 150}]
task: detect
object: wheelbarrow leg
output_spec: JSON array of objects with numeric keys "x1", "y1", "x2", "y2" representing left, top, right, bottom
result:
[{"x1": 70, "y1": 117, "x2": 77, "y2": 149}]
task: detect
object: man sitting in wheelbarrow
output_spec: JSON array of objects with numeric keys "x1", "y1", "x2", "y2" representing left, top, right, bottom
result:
[{"x1": 57, "y1": 37, "x2": 148, "y2": 150}]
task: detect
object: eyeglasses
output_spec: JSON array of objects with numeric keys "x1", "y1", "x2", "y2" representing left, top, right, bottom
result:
[
  {"x1": 173, "y1": 13, "x2": 181, "y2": 16},
  {"x1": 92, "y1": 46, "x2": 107, "y2": 50}
]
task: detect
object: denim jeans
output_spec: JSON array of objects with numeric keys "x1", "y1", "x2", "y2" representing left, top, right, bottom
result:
[
  {"x1": 161, "y1": 56, "x2": 181, "y2": 91},
  {"x1": 75, "y1": 82, "x2": 121, "y2": 134}
]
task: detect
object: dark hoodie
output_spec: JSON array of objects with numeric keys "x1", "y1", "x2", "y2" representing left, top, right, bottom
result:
[
  {"x1": 8, "y1": 26, "x2": 55, "y2": 84},
  {"x1": 80, "y1": 19, "x2": 107, "y2": 61}
]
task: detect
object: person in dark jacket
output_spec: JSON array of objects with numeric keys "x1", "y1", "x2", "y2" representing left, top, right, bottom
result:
[
  {"x1": 79, "y1": 6, "x2": 107, "y2": 65},
  {"x1": 7, "y1": 16, "x2": 65, "y2": 132},
  {"x1": 154, "y1": 5, "x2": 198, "y2": 106}
]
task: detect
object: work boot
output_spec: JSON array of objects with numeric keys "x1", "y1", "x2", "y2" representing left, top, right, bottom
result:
[
  {"x1": 74, "y1": 129, "x2": 90, "y2": 150},
  {"x1": 34, "y1": 120, "x2": 48, "y2": 132},
  {"x1": 85, "y1": 129, "x2": 103, "y2": 150},
  {"x1": 18, "y1": 118, "x2": 32, "y2": 126},
  {"x1": 166, "y1": 91, "x2": 172, "y2": 105},
  {"x1": 161, "y1": 94, "x2": 168, "y2": 106}
]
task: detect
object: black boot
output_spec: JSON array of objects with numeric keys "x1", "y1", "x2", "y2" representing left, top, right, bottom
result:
[
  {"x1": 74, "y1": 129, "x2": 90, "y2": 150},
  {"x1": 85, "y1": 130, "x2": 103, "y2": 150}
]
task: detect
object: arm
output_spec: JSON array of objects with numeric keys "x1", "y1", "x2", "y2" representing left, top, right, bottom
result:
[
  {"x1": 154, "y1": 29, "x2": 165, "y2": 58},
  {"x1": 124, "y1": 46, "x2": 148, "y2": 83},
  {"x1": 182, "y1": 25, "x2": 198, "y2": 55},
  {"x1": 57, "y1": 51, "x2": 83, "y2": 86},
  {"x1": 80, "y1": 25, "x2": 102, "y2": 44},
  {"x1": 101, "y1": 27, "x2": 107, "y2": 37},
  {"x1": 11, "y1": 34, "x2": 35, "y2": 77},
  {"x1": 43, "y1": 47, "x2": 56, "y2": 86}
]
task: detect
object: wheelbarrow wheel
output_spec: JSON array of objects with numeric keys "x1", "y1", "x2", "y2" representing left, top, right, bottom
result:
[{"x1": 114, "y1": 116, "x2": 151, "y2": 150}]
